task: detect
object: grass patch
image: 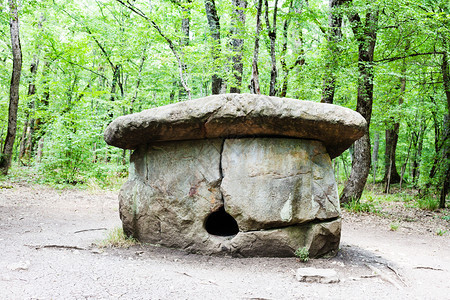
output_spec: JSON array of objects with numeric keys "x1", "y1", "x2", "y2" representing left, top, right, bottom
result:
[
  {"x1": 436, "y1": 229, "x2": 448, "y2": 236},
  {"x1": 390, "y1": 222, "x2": 400, "y2": 231},
  {"x1": 97, "y1": 227, "x2": 139, "y2": 248},
  {"x1": 343, "y1": 198, "x2": 380, "y2": 214},
  {"x1": 416, "y1": 195, "x2": 440, "y2": 211}
]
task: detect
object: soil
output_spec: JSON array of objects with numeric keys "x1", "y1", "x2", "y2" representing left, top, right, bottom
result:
[{"x1": 0, "y1": 182, "x2": 449, "y2": 299}]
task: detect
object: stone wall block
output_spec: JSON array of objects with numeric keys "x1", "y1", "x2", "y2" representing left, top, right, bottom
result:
[
  {"x1": 221, "y1": 138, "x2": 339, "y2": 231},
  {"x1": 119, "y1": 139, "x2": 224, "y2": 248}
]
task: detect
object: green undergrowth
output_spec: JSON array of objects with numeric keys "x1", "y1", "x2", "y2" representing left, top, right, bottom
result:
[
  {"x1": 341, "y1": 184, "x2": 445, "y2": 213},
  {"x1": 343, "y1": 198, "x2": 381, "y2": 214},
  {"x1": 97, "y1": 227, "x2": 139, "y2": 248},
  {"x1": 295, "y1": 247, "x2": 309, "y2": 262},
  {"x1": 415, "y1": 195, "x2": 440, "y2": 211},
  {"x1": 1, "y1": 165, "x2": 127, "y2": 191}
]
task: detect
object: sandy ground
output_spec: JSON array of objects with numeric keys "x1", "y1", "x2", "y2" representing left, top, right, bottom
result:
[{"x1": 0, "y1": 182, "x2": 449, "y2": 299}]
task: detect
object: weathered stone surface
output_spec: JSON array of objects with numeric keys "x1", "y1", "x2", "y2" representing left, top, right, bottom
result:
[
  {"x1": 296, "y1": 268, "x2": 340, "y2": 283},
  {"x1": 105, "y1": 93, "x2": 366, "y2": 159},
  {"x1": 108, "y1": 91, "x2": 355, "y2": 257},
  {"x1": 118, "y1": 137, "x2": 341, "y2": 257},
  {"x1": 228, "y1": 218, "x2": 341, "y2": 257},
  {"x1": 221, "y1": 138, "x2": 339, "y2": 232},
  {"x1": 119, "y1": 139, "x2": 223, "y2": 250}
]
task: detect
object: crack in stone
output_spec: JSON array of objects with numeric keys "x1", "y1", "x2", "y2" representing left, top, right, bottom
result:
[
  {"x1": 247, "y1": 170, "x2": 311, "y2": 179},
  {"x1": 240, "y1": 216, "x2": 341, "y2": 233},
  {"x1": 218, "y1": 139, "x2": 225, "y2": 181},
  {"x1": 217, "y1": 138, "x2": 227, "y2": 213},
  {"x1": 315, "y1": 181, "x2": 339, "y2": 212},
  {"x1": 202, "y1": 107, "x2": 222, "y2": 137}
]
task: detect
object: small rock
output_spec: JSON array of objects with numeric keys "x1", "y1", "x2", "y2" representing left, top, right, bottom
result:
[
  {"x1": 296, "y1": 267, "x2": 339, "y2": 284},
  {"x1": 7, "y1": 260, "x2": 31, "y2": 271}
]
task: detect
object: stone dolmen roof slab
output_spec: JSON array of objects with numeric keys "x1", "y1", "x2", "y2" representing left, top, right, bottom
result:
[{"x1": 104, "y1": 93, "x2": 366, "y2": 159}]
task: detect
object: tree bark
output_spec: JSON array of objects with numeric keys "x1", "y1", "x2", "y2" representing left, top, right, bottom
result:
[
  {"x1": 229, "y1": 0, "x2": 247, "y2": 93},
  {"x1": 130, "y1": 47, "x2": 147, "y2": 114},
  {"x1": 321, "y1": 0, "x2": 348, "y2": 104},
  {"x1": 0, "y1": 0, "x2": 22, "y2": 175},
  {"x1": 384, "y1": 125, "x2": 401, "y2": 186},
  {"x1": 383, "y1": 54, "x2": 407, "y2": 189},
  {"x1": 249, "y1": 0, "x2": 263, "y2": 94},
  {"x1": 372, "y1": 132, "x2": 379, "y2": 184},
  {"x1": 340, "y1": 10, "x2": 378, "y2": 204},
  {"x1": 19, "y1": 52, "x2": 40, "y2": 162},
  {"x1": 411, "y1": 121, "x2": 425, "y2": 186},
  {"x1": 439, "y1": 40, "x2": 450, "y2": 208},
  {"x1": 264, "y1": 0, "x2": 278, "y2": 96},
  {"x1": 181, "y1": 5, "x2": 190, "y2": 46},
  {"x1": 279, "y1": 1, "x2": 305, "y2": 98},
  {"x1": 428, "y1": 106, "x2": 442, "y2": 182},
  {"x1": 204, "y1": 0, "x2": 225, "y2": 94}
]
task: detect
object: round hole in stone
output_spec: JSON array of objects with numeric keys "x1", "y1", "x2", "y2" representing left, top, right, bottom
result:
[{"x1": 204, "y1": 206, "x2": 239, "y2": 236}]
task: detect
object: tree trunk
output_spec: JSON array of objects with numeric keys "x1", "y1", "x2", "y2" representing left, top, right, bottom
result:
[
  {"x1": 178, "y1": 4, "x2": 190, "y2": 99},
  {"x1": 340, "y1": 10, "x2": 378, "y2": 204},
  {"x1": 18, "y1": 120, "x2": 28, "y2": 161},
  {"x1": 321, "y1": 0, "x2": 348, "y2": 104},
  {"x1": 264, "y1": 0, "x2": 278, "y2": 96},
  {"x1": 0, "y1": 0, "x2": 22, "y2": 175},
  {"x1": 439, "y1": 40, "x2": 450, "y2": 208},
  {"x1": 383, "y1": 58, "x2": 407, "y2": 188},
  {"x1": 411, "y1": 117, "x2": 426, "y2": 186},
  {"x1": 372, "y1": 132, "x2": 379, "y2": 184},
  {"x1": 229, "y1": 0, "x2": 247, "y2": 93},
  {"x1": 384, "y1": 125, "x2": 401, "y2": 186},
  {"x1": 204, "y1": 0, "x2": 225, "y2": 94},
  {"x1": 249, "y1": 0, "x2": 263, "y2": 94},
  {"x1": 181, "y1": 6, "x2": 190, "y2": 46},
  {"x1": 279, "y1": 1, "x2": 305, "y2": 98},
  {"x1": 399, "y1": 133, "x2": 413, "y2": 190},
  {"x1": 412, "y1": 127, "x2": 424, "y2": 185},
  {"x1": 20, "y1": 54, "x2": 40, "y2": 161},
  {"x1": 428, "y1": 109, "x2": 441, "y2": 182},
  {"x1": 36, "y1": 138, "x2": 44, "y2": 163},
  {"x1": 130, "y1": 48, "x2": 147, "y2": 114},
  {"x1": 341, "y1": 133, "x2": 372, "y2": 203}
]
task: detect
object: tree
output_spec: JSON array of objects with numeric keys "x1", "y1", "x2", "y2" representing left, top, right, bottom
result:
[
  {"x1": 0, "y1": 0, "x2": 22, "y2": 175},
  {"x1": 321, "y1": 0, "x2": 348, "y2": 104},
  {"x1": 229, "y1": 0, "x2": 247, "y2": 93},
  {"x1": 264, "y1": 0, "x2": 278, "y2": 96},
  {"x1": 340, "y1": 4, "x2": 378, "y2": 204},
  {"x1": 249, "y1": 0, "x2": 263, "y2": 94},
  {"x1": 438, "y1": 37, "x2": 450, "y2": 208},
  {"x1": 204, "y1": 0, "x2": 225, "y2": 94}
]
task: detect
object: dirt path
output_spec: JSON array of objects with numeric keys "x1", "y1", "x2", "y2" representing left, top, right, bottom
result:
[{"x1": 1, "y1": 183, "x2": 449, "y2": 299}]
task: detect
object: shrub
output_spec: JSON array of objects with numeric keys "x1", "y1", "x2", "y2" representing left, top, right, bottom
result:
[{"x1": 295, "y1": 247, "x2": 309, "y2": 262}]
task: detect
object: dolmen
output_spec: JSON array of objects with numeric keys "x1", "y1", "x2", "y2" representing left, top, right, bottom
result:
[{"x1": 104, "y1": 94, "x2": 366, "y2": 257}]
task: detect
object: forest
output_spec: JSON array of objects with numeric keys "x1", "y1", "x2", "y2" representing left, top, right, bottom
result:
[{"x1": 0, "y1": 0, "x2": 449, "y2": 209}]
